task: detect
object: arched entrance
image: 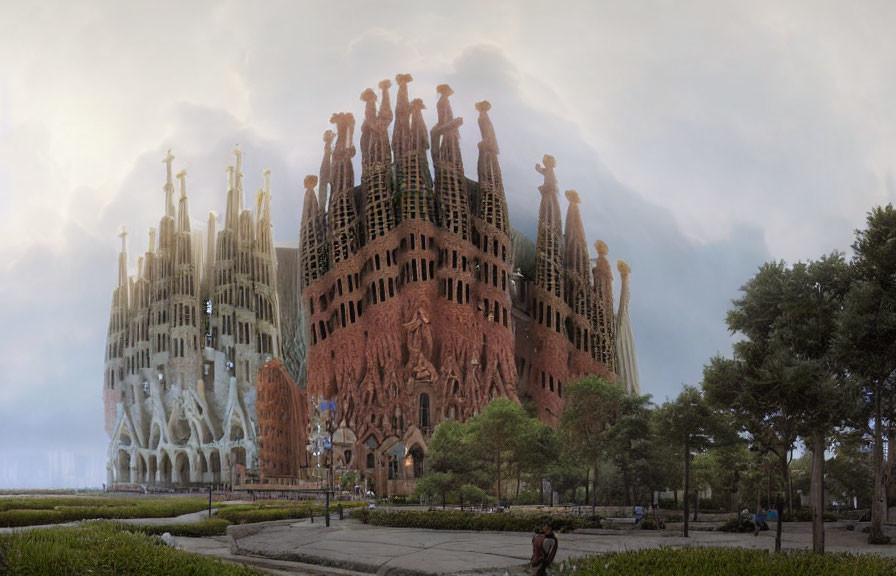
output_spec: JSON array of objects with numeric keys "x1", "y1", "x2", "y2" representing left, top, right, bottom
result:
[
  {"x1": 409, "y1": 446, "x2": 425, "y2": 479},
  {"x1": 148, "y1": 454, "x2": 158, "y2": 484},
  {"x1": 159, "y1": 452, "x2": 173, "y2": 485},
  {"x1": 116, "y1": 450, "x2": 131, "y2": 483},
  {"x1": 210, "y1": 449, "x2": 222, "y2": 483},
  {"x1": 175, "y1": 452, "x2": 191, "y2": 485}
]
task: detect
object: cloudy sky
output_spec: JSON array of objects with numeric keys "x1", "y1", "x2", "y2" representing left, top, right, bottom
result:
[{"x1": 1, "y1": 1, "x2": 894, "y2": 487}]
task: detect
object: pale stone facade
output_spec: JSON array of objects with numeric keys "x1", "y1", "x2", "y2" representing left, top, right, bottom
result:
[{"x1": 103, "y1": 148, "x2": 283, "y2": 487}]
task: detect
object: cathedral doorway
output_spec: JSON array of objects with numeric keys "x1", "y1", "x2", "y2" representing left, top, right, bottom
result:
[
  {"x1": 175, "y1": 452, "x2": 191, "y2": 484},
  {"x1": 148, "y1": 454, "x2": 158, "y2": 484},
  {"x1": 116, "y1": 450, "x2": 130, "y2": 483},
  {"x1": 210, "y1": 449, "x2": 222, "y2": 482},
  {"x1": 409, "y1": 446, "x2": 425, "y2": 479},
  {"x1": 159, "y1": 452, "x2": 172, "y2": 484}
]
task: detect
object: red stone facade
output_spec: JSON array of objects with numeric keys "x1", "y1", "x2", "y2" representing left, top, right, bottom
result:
[
  {"x1": 291, "y1": 75, "x2": 619, "y2": 493},
  {"x1": 256, "y1": 359, "x2": 309, "y2": 479}
]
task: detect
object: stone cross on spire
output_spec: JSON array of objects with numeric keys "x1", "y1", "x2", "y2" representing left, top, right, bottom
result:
[{"x1": 118, "y1": 226, "x2": 127, "y2": 252}]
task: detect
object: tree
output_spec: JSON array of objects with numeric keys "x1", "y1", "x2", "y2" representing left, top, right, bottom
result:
[
  {"x1": 655, "y1": 386, "x2": 732, "y2": 537},
  {"x1": 465, "y1": 398, "x2": 530, "y2": 503},
  {"x1": 516, "y1": 420, "x2": 558, "y2": 503},
  {"x1": 704, "y1": 254, "x2": 855, "y2": 553},
  {"x1": 559, "y1": 377, "x2": 628, "y2": 510},
  {"x1": 414, "y1": 472, "x2": 456, "y2": 509},
  {"x1": 835, "y1": 204, "x2": 896, "y2": 544}
]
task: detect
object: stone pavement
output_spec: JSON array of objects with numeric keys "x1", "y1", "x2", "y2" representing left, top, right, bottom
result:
[{"x1": 193, "y1": 518, "x2": 896, "y2": 576}]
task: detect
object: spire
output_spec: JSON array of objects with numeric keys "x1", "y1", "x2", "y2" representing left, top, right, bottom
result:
[
  {"x1": 397, "y1": 97, "x2": 436, "y2": 223},
  {"x1": 117, "y1": 226, "x2": 128, "y2": 289},
  {"x1": 592, "y1": 240, "x2": 616, "y2": 369},
  {"x1": 318, "y1": 130, "x2": 334, "y2": 211},
  {"x1": 360, "y1": 80, "x2": 396, "y2": 241},
  {"x1": 300, "y1": 175, "x2": 327, "y2": 287},
  {"x1": 431, "y1": 84, "x2": 470, "y2": 240},
  {"x1": 148, "y1": 227, "x2": 156, "y2": 253},
  {"x1": 615, "y1": 260, "x2": 640, "y2": 395},
  {"x1": 163, "y1": 150, "x2": 175, "y2": 218},
  {"x1": 176, "y1": 170, "x2": 191, "y2": 233},
  {"x1": 392, "y1": 73, "x2": 413, "y2": 160},
  {"x1": 378, "y1": 78, "x2": 393, "y2": 129},
  {"x1": 534, "y1": 154, "x2": 564, "y2": 299},
  {"x1": 475, "y1": 100, "x2": 509, "y2": 236},
  {"x1": 564, "y1": 190, "x2": 589, "y2": 279},
  {"x1": 327, "y1": 112, "x2": 359, "y2": 264},
  {"x1": 226, "y1": 146, "x2": 243, "y2": 231},
  {"x1": 261, "y1": 168, "x2": 272, "y2": 223}
]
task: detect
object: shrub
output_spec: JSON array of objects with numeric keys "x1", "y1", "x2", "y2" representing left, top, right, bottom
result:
[
  {"x1": 0, "y1": 522, "x2": 263, "y2": 575},
  {"x1": 567, "y1": 548, "x2": 896, "y2": 575},
  {"x1": 215, "y1": 501, "x2": 365, "y2": 525},
  {"x1": 782, "y1": 509, "x2": 839, "y2": 522},
  {"x1": 355, "y1": 509, "x2": 600, "y2": 532},
  {"x1": 718, "y1": 517, "x2": 756, "y2": 533}
]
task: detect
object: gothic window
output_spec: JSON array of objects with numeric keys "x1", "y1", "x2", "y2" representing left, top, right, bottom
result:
[{"x1": 419, "y1": 394, "x2": 430, "y2": 429}]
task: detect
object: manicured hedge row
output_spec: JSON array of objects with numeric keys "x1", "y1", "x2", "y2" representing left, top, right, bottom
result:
[
  {"x1": 353, "y1": 508, "x2": 601, "y2": 532},
  {"x1": 0, "y1": 498, "x2": 212, "y2": 528},
  {"x1": 128, "y1": 518, "x2": 231, "y2": 537},
  {"x1": 566, "y1": 548, "x2": 896, "y2": 576},
  {"x1": 0, "y1": 522, "x2": 263, "y2": 576}
]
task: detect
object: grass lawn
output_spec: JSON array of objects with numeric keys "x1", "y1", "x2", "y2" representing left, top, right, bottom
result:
[{"x1": 0, "y1": 522, "x2": 263, "y2": 576}]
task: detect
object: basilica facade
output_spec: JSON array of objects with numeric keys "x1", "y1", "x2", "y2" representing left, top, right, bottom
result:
[{"x1": 103, "y1": 75, "x2": 640, "y2": 493}]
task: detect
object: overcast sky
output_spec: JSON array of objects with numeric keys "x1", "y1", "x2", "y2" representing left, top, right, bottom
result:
[{"x1": 1, "y1": 1, "x2": 894, "y2": 488}]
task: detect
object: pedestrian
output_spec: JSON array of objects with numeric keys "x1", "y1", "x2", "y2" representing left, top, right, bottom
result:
[
  {"x1": 754, "y1": 505, "x2": 766, "y2": 536},
  {"x1": 530, "y1": 523, "x2": 558, "y2": 576}
]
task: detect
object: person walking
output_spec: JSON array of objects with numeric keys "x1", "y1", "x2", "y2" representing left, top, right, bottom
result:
[{"x1": 531, "y1": 523, "x2": 558, "y2": 576}]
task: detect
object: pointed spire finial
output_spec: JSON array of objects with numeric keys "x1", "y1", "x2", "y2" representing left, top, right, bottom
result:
[
  {"x1": 176, "y1": 169, "x2": 187, "y2": 198},
  {"x1": 148, "y1": 227, "x2": 156, "y2": 252},
  {"x1": 163, "y1": 149, "x2": 174, "y2": 166},
  {"x1": 263, "y1": 169, "x2": 271, "y2": 195},
  {"x1": 118, "y1": 226, "x2": 127, "y2": 251},
  {"x1": 535, "y1": 154, "x2": 558, "y2": 195},
  {"x1": 233, "y1": 145, "x2": 243, "y2": 188},
  {"x1": 304, "y1": 175, "x2": 318, "y2": 193},
  {"x1": 476, "y1": 100, "x2": 499, "y2": 155},
  {"x1": 594, "y1": 240, "x2": 609, "y2": 257},
  {"x1": 617, "y1": 260, "x2": 631, "y2": 276},
  {"x1": 565, "y1": 190, "x2": 581, "y2": 204}
]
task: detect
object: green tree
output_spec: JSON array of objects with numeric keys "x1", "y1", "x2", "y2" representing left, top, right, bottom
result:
[
  {"x1": 465, "y1": 398, "x2": 530, "y2": 503},
  {"x1": 704, "y1": 254, "x2": 855, "y2": 553},
  {"x1": 655, "y1": 386, "x2": 732, "y2": 537},
  {"x1": 835, "y1": 204, "x2": 896, "y2": 544}
]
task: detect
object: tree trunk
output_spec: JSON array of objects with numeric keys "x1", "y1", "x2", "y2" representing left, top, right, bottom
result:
[
  {"x1": 496, "y1": 456, "x2": 502, "y2": 505},
  {"x1": 775, "y1": 493, "x2": 784, "y2": 554},
  {"x1": 787, "y1": 450, "x2": 794, "y2": 514},
  {"x1": 693, "y1": 491, "x2": 698, "y2": 522},
  {"x1": 810, "y1": 429, "x2": 825, "y2": 555},
  {"x1": 585, "y1": 467, "x2": 590, "y2": 506},
  {"x1": 592, "y1": 461, "x2": 599, "y2": 517},
  {"x1": 516, "y1": 467, "x2": 521, "y2": 500},
  {"x1": 683, "y1": 437, "x2": 690, "y2": 538},
  {"x1": 869, "y1": 390, "x2": 890, "y2": 544},
  {"x1": 776, "y1": 455, "x2": 788, "y2": 553}
]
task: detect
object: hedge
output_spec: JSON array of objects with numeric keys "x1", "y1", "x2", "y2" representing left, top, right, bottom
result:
[
  {"x1": 0, "y1": 522, "x2": 263, "y2": 575},
  {"x1": 127, "y1": 518, "x2": 231, "y2": 537},
  {"x1": 216, "y1": 501, "x2": 366, "y2": 525},
  {"x1": 563, "y1": 548, "x2": 896, "y2": 576},
  {"x1": 353, "y1": 509, "x2": 601, "y2": 532},
  {"x1": 0, "y1": 497, "x2": 213, "y2": 528}
]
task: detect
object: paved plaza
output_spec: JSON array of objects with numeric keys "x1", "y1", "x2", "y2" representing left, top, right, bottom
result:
[{"x1": 174, "y1": 517, "x2": 896, "y2": 576}]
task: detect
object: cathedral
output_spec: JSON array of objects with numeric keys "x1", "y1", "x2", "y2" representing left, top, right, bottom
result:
[{"x1": 103, "y1": 75, "x2": 640, "y2": 493}]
